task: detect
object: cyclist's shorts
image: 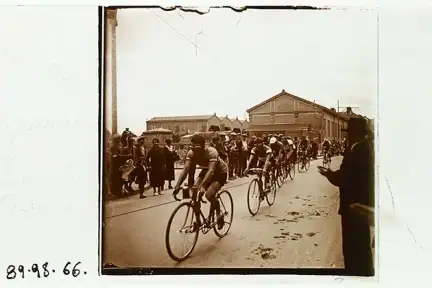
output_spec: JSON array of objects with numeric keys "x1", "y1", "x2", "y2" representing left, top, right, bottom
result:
[{"x1": 198, "y1": 169, "x2": 227, "y2": 187}]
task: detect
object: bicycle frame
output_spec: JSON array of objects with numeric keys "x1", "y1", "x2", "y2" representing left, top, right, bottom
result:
[{"x1": 181, "y1": 188, "x2": 221, "y2": 234}]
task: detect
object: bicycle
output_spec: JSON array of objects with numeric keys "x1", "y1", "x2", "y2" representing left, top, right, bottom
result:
[
  {"x1": 245, "y1": 168, "x2": 277, "y2": 216},
  {"x1": 165, "y1": 185, "x2": 234, "y2": 262},
  {"x1": 322, "y1": 151, "x2": 332, "y2": 169}
]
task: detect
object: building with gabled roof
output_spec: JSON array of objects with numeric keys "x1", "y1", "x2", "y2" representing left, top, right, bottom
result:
[{"x1": 246, "y1": 89, "x2": 349, "y2": 141}]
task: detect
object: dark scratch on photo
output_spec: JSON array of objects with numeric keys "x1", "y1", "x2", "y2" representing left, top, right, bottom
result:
[
  {"x1": 384, "y1": 176, "x2": 395, "y2": 215},
  {"x1": 236, "y1": 15, "x2": 242, "y2": 27},
  {"x1": 124, "y1": 6, "x2": 330, "y2": 16},
  {"x1": 407, "y1": 225, "x2": 425, "y2": 250}
]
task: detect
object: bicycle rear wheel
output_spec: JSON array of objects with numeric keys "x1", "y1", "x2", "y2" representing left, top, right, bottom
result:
[
  {"x1": 214, "y1": 190, "x2": 234, "y2": 238},
  {"x1": 165, "y1": 202, "x2": 199, "y2": 262},
  {"x1": 276, "y1": 168, "x2": 284, "y2": 188},
  {"x1": 247, "y1": 179, "x2": 261, "y2": 216},
  {"x1": 305, "y1": 157, "x2": 311, "y2": 171}
]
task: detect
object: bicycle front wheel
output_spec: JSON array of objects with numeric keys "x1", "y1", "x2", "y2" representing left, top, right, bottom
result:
[
  {"x1": 214, "y1": 190, "x2": 234, "y2": 238},
  {"x1": 165, "y1": 201, "x2": 199, "y2": 262},
  {"x1": 305, "y1": 158, "x2": 311, "y2": 171},
  {"x1": 266, "y1": 174, "x2": 277, "y2": 206},
  {"x1": 289, "y1": 162, "x2": 295, "y2": 180},
  {"x1": 247, "y1": 179, "x2": 261, "y2": 216},
  {"x1": 298, "y1": 159, "x2": 304, "y2": 172},
  {"x1": 276, "y1": 168, "x2": 284, "y2": 188}
]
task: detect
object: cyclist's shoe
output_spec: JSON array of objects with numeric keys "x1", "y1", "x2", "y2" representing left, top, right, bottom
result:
[{"x1": 216, "y1": 212, "x2": 225, "y2": 230}]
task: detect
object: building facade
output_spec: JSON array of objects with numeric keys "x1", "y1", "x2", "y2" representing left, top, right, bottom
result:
[
  {"x1": 240, "y1": 119, "x2": 250, "y2": 132},
  {"x1": 247, "y1": 90, "x2": 349, "y2": 141},
  {"x1": 230, "y1": 117, "x2": 243, "y2": 131},
  {"x1": 146, "y1": 114, "x2": 222, "y2": 135}
]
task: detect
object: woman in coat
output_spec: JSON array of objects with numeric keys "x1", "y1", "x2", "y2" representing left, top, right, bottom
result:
[
  {"x1": 163, "y1": 139, "x2": 178, "y2": 190},
  {"x1": 147, "y1": 138, "x2": 165, "y2": 196},
  {"x1": 134, "y1": 136, "x2": 148, "y2": 199}
]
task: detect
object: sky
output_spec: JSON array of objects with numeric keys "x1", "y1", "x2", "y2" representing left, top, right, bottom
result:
[{"x1": 115, "y1": 8, "x2": 377, "y2": 134}]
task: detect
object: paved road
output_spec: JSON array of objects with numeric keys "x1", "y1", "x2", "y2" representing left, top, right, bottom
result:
[{"x1": 103, "y1": 156, "x2": 344, "y2": 268}]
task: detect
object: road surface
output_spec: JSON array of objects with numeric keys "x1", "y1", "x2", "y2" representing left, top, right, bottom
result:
[{"x1": 103, "y1": 156, "x2": 344, "y2": 268}]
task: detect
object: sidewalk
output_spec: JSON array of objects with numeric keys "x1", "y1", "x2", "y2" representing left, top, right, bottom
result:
[{"x1": 104, "y1": 172, "x2": 252, "y2": 219}]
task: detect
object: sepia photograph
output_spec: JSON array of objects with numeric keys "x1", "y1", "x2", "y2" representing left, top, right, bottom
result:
[{"x1": 101, "y1": 6, "x2": 376, "y2": 276}]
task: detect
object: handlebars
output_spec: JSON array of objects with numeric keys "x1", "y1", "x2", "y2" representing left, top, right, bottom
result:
[
  {"x1": 173, "y1": 186, "x2": 207, "y2": 204},
  {"x1": 244, "y1": 168, "x2": 264, "y2": 178}
]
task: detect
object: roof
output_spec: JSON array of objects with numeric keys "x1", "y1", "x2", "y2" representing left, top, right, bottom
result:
[
  {"x1": 147, "y1": 114, "x2": 216, "y2": 122},
  {"x1": 338, "y1": 111, "x2": 362, "y2": 119},
  {"x1": 239, "y1": 119, "x2": 249, "y2": 123},
  {"x1": 230, "y1": 118, "x2": 242, "y2": 123},
  {"x1": 246, "y1": 90, "x2": 349, "y2": 121}
]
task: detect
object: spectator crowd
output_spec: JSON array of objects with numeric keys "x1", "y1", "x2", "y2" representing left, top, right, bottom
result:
[{"x1": 105, "y1": 128, "x2": 348, "y2": 201}]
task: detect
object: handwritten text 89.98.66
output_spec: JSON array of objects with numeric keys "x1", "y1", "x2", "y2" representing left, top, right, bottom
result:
[{"x1": 6, "y1": 262, "x2": 86, "y2": 279}]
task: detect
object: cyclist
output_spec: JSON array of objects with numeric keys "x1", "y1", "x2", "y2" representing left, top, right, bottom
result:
[
  {"x1": 298, "y1": 135, "x2": 308, "y2": 154},
  {"x1": 322, "y1": 138, "x2": 331, "y2": 159},
  {"x1": 244, "y1": 138, "x2": 272, "y2": 192},
  {"x1": 269, "y1": 136, "x2": 284, "y2": 178},
  {"x1": 173, "y1": 134, "x2": 228, "y2": 229},
  {"x1": 286, "y1": 137, "x2": 295, "y2": 164}
]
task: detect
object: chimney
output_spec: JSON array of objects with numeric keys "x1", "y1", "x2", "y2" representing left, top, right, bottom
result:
[
  {"x1": 213, "y1": 112, "x2": 216, "y2": 116},
  {"x1": 347, "y1": 107, "x2": 352, "y2": 114},
  {"x1": 330, "y1": 108, "x2": 336, "y2": 112}
]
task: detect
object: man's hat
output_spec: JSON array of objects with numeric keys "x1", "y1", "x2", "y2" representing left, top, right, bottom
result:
[
  {"x1": 342, "y1": 117, "x2": 368, "y2": 136},
  {"x1": 137, "y1": 135, "x2": 146, "y2": 142}
]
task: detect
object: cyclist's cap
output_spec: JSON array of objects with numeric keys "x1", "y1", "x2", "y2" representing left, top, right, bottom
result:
[
  {"x1": 269, "y1": 137, "x2": 277, "y2": 144},
  {"x1": 190, "y1": 134, "x2": 205, "y2": 147}
]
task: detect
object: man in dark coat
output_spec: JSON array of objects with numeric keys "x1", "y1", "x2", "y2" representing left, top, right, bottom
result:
[{"x1": 318, "y1": 117, "x2": 374, "y2": 276}]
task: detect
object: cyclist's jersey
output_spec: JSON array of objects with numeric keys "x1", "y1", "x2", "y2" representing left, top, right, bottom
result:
[
  {"x1": 270, "y1": 141, "x2": 284, "y2": 158},
  {"x1": 299, "y1": 140, "x2": 308, "y2": 152},
  {"x1": 322, "y1": 141, "x2": 331, "y2": 150},
  {"x1": 185, "y1": 146, "x2": 227, "y2": 173},
  {"x1": 282, "y1": 142, "x2": 290, "y2": 153},
  {"x1": 251, "y1": 145, "x2": 272, "y2": 162}
]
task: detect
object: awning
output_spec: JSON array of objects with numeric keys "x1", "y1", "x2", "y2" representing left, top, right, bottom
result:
[{"x1": 142, "y1": 128, "x2": 173, "y2": 134}]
